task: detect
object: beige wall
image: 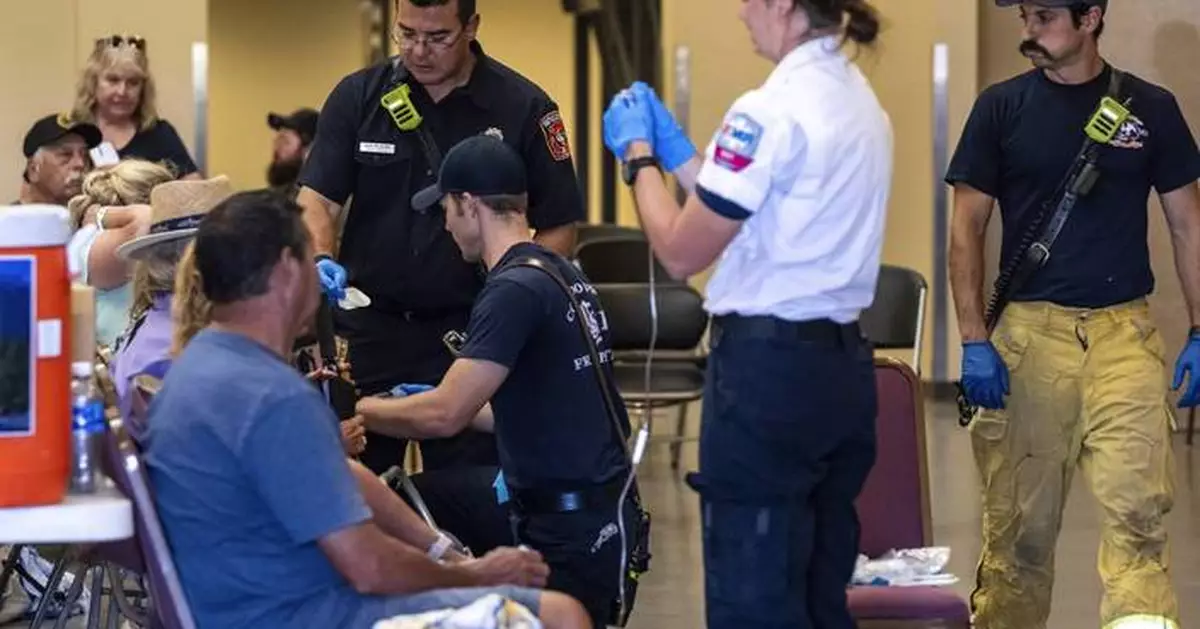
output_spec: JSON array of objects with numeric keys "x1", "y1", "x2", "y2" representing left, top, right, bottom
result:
[
  {"x1": 979, "y1": 2, "x2": 1200, "y2": 406},
  {"x1": 207, "y1": 0, "x2": 367, "y2": 190},
  {"x1": 0, "y1": 0, "x2": 206, "y2": 202},
  {"x1": 660, "y1": 0, "x2": 979, "y2": 377}
]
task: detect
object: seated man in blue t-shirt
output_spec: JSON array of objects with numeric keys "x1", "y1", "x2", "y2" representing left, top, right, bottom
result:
[
  {"x1": 142, "y1": 189, "x2": 589, "y2": 629},
  {"x1": 355, "y1": 136, "x2": 642, "y2": 628}
]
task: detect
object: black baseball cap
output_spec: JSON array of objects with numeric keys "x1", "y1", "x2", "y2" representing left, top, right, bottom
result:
[
  {"x1": 267, "y1": 108, "x2": 320, "y2": 145},
  {"x1": 23, "y1": 114, "x2": 102, "y2": 158},
  {"x1": 996, "y1": 0, "x2": 1107, "y2": 10},
  {"x1": 412, "y1": 135, "x2": 527, "y2": 211}
]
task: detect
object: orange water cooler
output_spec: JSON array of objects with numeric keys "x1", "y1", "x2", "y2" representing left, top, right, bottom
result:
[{"x1": 0, "y1": 204, "x2": 73, "y2": 507}]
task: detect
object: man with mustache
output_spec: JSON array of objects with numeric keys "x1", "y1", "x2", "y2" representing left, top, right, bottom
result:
[
  {"x1": 946, "y1": 2, "x2": 1200, "y2": 628},
  {"x1": 266, "y1": 108, "x2": 319, "y2": 197},
  {"x1": 16, "y1": 114, "x2": 100, "y2": 205}
]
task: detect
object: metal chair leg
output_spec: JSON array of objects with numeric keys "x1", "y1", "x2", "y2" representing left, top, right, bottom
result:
[
  {"x1": 28, "y1": 551, "x2": 74, "y2": 629},
  {"x1": 670, "y1": 404, "x2": 688, "y2": 470},
  {"x1": 0, "y1": 545, "x2": 22, "y2": 597},
  {"x1": 49, "y1": 563, "x2": 90, "y2": 629}
]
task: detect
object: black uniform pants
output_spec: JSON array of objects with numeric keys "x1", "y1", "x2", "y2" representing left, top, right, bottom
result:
[
  {"x1": 687, "y1": 315, "x2": 877, "y2": 629},
  {"x1": 513, "y1": 496, "x2": 641, "y2": 629},
  {"x1": 339, "y1": 308, "x2": 498, "y2": 473}
]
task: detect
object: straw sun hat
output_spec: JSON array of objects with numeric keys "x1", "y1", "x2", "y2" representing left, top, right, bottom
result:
[{"x1": 115, "y1": 175, "x2": 235, "y2": 260}]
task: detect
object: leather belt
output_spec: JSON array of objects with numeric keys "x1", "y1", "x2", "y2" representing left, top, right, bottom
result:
[{"x1": 712, "y1": 315, "x2": 864, "y2": 347}]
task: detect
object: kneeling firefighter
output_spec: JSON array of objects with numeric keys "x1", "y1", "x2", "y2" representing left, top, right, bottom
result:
[
  {"x1": 354, "y1": 135, "x2": 651, "y2": 628},
  {"x1": 948, "y1": 2, "x2": 1200, "y2": 628}
]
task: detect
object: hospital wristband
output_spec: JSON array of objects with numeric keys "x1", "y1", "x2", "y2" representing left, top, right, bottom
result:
[{"x1": 426, "y1": 531, "x2": 454, "y2": 562}]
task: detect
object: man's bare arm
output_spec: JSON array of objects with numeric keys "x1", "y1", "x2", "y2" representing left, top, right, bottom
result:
[
  {"x1": 319, "y1": 522, "x2": 476, "y2": 595},
  {"x1": 1162, "y1": 182, "x2": 1200, "y2": 325},
  {"x1": 949, "y1": 184, "x2": 997, "y2": 342},
  {"x1": 296, "y1": 186, "x2": 342, "y2": 258},
  {"x1": 533, "y1": 223, "x2": 578, "y2": 257}
]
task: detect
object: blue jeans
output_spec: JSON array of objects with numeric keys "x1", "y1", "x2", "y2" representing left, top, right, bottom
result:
[{"x1": 688, "y1": 315, "x2": 877, "y2": 629}]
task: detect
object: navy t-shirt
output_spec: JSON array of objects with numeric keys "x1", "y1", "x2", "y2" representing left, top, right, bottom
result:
[
  {"x1": 459, "y1": 242, "x2": 630, "y2": 490},
  {"x1": 118, "y1": 119, "x2": 199, "y2": 178},
  {"x1": 946, "y1": 64, "x2": 1200, "y2": 308}
]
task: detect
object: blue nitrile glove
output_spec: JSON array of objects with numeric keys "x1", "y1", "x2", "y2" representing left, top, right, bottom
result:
[
  {"x1": 961, "y1": 341, "x2": 1009, "y2": 410},
  {"x1": 315, "y1": 255, "x2": 347, "y2": 302},
  {"x1": 492, "y1": 470, "x2": 510, "y2": 505},
  {"x1": 602, "y1": 88, "x2": 654, "y2": 160},
  {"x1": 631, "y1": 81, "x2": 697, "y2": 171},
  {"x1": 1172, "y1": 332, "x2": 1200, "y2": 408},
  {"x1": 388, "y1": 383, "x2": 434, "y2": 398}
]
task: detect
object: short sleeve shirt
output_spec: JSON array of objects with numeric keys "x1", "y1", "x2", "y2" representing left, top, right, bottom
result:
[
  {"x1": 945, "y1": 65, "x2": 1200, "y2": 307},
  {"x1": 458, "y1": 243, "x2": 630, "y2": 490},
  {"x1": 116, "y1": 119, "x2": 199, "y2": 178},
  {"x1": 299, "y1": 42, "x2": 585, "y2": 319},
  {"x1": 143, "y1": 329, "x2": 371, "y2": 629},
  {"x1": 693, "y1": 36, "x2": 894, "y2": 323}
]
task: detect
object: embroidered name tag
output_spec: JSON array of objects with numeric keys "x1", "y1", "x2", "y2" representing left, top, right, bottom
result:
[{"x1": 358, "y1": 141, "x2": 396, "y2": 155}]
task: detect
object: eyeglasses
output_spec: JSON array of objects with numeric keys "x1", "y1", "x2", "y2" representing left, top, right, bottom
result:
[
  {"x1": 392, "y1": 25, "x2": 463, "y2": 51},
  {"x1": 95, "y1": 35, "x2": 146, "y2": 52}
]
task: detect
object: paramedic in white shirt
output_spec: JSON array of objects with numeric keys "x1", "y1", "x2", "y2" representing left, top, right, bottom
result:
[{"x1": 601, "y1": 0, "x2": 893, "y2": 626}]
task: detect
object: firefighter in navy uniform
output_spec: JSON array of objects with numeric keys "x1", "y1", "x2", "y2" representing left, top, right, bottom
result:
[
  {"x1": 947, "y1": 2, "x2": 1200, "y2": 628},
  {"x1": 356, "y1": 136, "x2": 648, "y2": 629},
  {"x1": 295, "y1": 0, "x2": 584, "y2": 474}
]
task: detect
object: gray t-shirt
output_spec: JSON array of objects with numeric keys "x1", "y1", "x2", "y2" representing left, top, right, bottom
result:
[{"x1": 144, "y1": 329, "x2": 370, "y2": 628}]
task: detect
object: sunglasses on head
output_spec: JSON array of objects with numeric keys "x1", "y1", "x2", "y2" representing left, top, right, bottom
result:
[{"x1": 96, "y1": 35, "x2": 146, "y2": 51}]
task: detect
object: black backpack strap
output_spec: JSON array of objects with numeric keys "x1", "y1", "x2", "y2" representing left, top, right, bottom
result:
[{"x1": 503, "y1": 255, "x2": 633, "y2": 462}]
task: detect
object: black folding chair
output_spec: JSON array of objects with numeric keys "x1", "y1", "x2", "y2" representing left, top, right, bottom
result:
[
  {"x1": 859, "y1": 264, "x2": 928, "y2": 376},
  {"x1": 596, "y1": 283, "x2": 709, "y2": 469}
]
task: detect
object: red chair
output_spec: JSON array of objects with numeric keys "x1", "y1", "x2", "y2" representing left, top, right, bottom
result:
[{"x1": 849, "y1": 357, "x2": 971, "y2": 628}]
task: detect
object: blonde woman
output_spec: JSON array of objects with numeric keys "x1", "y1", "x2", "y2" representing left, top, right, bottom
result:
[
  {"x1": 70, "y1": 35, "x2": 198, "y2": 179},
  {"x1": 110, "y1": 176, "x2": 233, "y2": 433},
  {"x1": 66, "y1": 159, "x2": 176, "y2": 346}
]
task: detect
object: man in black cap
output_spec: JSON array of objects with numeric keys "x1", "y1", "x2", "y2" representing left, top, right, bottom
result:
[
  {"x1": 266, "y1": 108, "x2": 320, "y2": 195},
  {"x1": 947, "y1": 2, "x2": 1200, "y2": 627},
  {"x1": 17, "y1": 114, "x2": 102, "y2": 205},
  {"x1": 297, "y1": 0, "x2": 584, "y2": 476},
  {"x1": 354, "y1": 135, "x2": 645, "y2": 629}
]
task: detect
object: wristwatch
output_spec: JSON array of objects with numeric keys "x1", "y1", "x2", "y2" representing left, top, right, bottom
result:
[{"x1": 622, "y1": 156, "x2": 660, "y2": 186}]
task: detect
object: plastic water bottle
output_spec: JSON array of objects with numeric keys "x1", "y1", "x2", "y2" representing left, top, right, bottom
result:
[{"x1": 69, "y1": 362, "x2": 105, "y2": 494}]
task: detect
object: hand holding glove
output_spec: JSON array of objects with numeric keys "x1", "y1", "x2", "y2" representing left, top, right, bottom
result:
[
  {"x1": 961, "y1": 341, "x2": 1009, "y2": 410},
  {"x1": 631, "y1": 81, "x2": 697, "y2": 171},
  {"x1": 1172, "y1": 331, "x2": 1200, "y2": 408},
  {"x1": 315, "y1": 255, "x2": 347, "y2": 302},
  {"x1": 602, "y1": 88, "x2": 654, "y2": 160}
]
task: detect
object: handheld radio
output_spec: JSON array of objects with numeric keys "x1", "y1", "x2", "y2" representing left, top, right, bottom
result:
[
  {"x1": 379, "y1": 64, "x2": 444, "y2": 203},
  {"x1": 381, "y1": 83, "x2": 424, "y2": 131}
]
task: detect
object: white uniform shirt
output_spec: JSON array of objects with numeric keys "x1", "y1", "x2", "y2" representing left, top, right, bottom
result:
[{"x1": 695, "y1": 35, "x2": 894, "y2": 324}]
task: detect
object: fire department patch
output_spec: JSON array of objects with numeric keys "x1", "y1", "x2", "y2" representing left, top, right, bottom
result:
[{"x1": 539, "y1": 110, "x2": 572, "y2": 162}]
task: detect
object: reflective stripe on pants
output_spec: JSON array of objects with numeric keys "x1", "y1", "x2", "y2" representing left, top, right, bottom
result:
[{"x1": 969, "y1": 299, "x2": 1178, "y2": 629}]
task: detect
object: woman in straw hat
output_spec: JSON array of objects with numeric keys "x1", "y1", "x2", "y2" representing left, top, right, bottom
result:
[
  {"x1": 66, "y1": 159, "x2": 176, "y2": 347},
  {"x1": 111, "y1": 176, "x2": 234, "y2": 435},
  {"x1": 69, "y1": 34, "x2": 198, "y2": 179}
]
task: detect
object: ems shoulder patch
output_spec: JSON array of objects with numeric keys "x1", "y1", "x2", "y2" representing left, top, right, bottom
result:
[
  {"x1": 539, "y1": 110, "x2": 572, "y2": 162},
  {"x1": 713, "y1": 112, "x2": 763, "y2": 173}
]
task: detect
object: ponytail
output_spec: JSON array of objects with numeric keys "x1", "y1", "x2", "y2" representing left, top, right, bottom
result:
[{"x1": 842, "y1": 0, "x2": 881, "y2": 45}]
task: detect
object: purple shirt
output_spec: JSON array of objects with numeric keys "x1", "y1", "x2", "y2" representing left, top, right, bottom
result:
[{"x1": 113, "y1": 294, "x2": 174, "y2": 439}]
